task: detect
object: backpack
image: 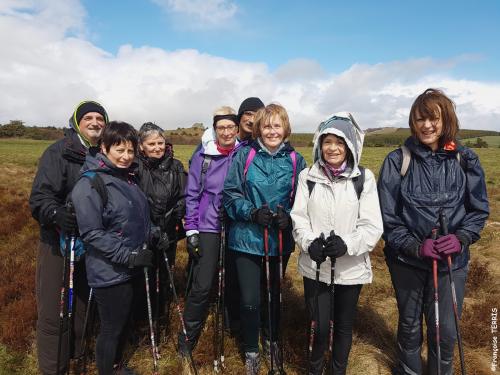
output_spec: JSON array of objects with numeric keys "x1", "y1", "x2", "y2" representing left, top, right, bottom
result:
[
  {"x1": 306, "y1": 166, "x2": 365, "y2": 200},
  {"x1": 243, "y1": 147, "x2": 298, "y2": 203},
  {"x1": 82, "y1": 170, "x2": 108, "y2": 206},
  {"x1": 399, "y1": 145, "x2": 465, "y2": 177}
]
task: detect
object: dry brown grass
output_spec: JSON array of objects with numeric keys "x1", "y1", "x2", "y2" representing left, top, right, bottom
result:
[{"x1": 1, "y1": 141, "x2": 499, "y2": 374}]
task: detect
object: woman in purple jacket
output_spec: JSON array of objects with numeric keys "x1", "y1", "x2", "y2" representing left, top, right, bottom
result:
[{"x1": 178, "y1": 106, "x2": 242, "y2": 356}]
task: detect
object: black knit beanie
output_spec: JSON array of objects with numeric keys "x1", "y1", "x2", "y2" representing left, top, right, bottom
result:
[
  {"x1": 237, "y1": 97, "x2": 264, "y2": 122},
  {"x1": 75, "y1": 101, "x2": 108, "y2": 125}
]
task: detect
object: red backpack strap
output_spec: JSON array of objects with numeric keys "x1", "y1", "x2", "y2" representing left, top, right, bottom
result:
[
  {"x1": 290, "y1": 151, "x2": 297, "y2": 202},
  {"x1": 243, "y1": 148, "x2": 257, "y2": 178}
]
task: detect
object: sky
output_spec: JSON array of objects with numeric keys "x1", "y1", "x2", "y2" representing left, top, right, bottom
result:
[{"x1": 1, "y1": 0, "x2": 500, "y2": 131}]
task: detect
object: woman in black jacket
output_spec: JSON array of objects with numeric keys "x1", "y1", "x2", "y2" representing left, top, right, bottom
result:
[
  {"x1": 378, "y1": 88, "x2": 489, "y2": 375},
  {"x1": 72, "y1": 121, "x2": 152, "y2": 375},
  {"x1": 136, "y1": 122, "x2": 186, "y2": 322}
]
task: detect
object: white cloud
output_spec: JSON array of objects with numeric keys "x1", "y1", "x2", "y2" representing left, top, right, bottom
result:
[
  {"x1": 151, "y1": 0, "x2": 237, "y2": 28},
  {"x1": 1, "y1": 1, "x2": 499, "y2": 132}
]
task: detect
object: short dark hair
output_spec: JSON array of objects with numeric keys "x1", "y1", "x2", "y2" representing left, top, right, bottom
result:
[
  {"x1": 409, "y1": 88, "x2": 459, "y2": 145},
  {"x1": 101, "y1": 121, "x2": 138, "y2": 153}
]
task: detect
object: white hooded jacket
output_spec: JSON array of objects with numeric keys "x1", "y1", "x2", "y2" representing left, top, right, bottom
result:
[{"x1": 290, "y1": 112, "x2": 383, "y2": 285}]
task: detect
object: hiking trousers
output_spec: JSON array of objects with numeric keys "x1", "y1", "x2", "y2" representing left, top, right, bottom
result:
[
  {"x1": 179, "y1": 232, "x2": 220, "y2": 349},
  {"x1": 387, "y1": 259, "x2": 467, "y2": 375},
  {"x1": 235, "y1": 251, "x2": 290, "y2": 353},
  {"x1": 36, "y1": 241, "x2": 90, "y2": 375},
  {"x1": 303, "y1": 277, "x2": 362, "y2": 375}
]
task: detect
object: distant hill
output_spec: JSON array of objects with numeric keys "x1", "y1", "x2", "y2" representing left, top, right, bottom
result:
[{"x1": 2, "y1": 120, "x2": 498, "y2": 147}]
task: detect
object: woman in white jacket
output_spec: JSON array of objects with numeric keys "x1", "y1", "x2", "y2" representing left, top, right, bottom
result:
[{"x1": 291, "y1": 113, "x2": 383, "y2": 375}]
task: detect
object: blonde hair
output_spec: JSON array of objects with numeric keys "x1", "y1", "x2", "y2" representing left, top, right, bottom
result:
[{"x1": 252, "y1": 103, "x2": 291, "y2": 140}]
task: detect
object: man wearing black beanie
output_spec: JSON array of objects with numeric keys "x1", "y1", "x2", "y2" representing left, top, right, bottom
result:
[
  {"x1": 237, "y1": 97, "x2": 264, "y2": 144},
  {"x1": 29, "y1": 100, "x2": 108, "y2": 375}
]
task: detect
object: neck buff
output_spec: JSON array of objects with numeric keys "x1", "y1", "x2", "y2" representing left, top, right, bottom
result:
[
  {"x1": 216, "y1": 142, "x2": 235, "y2": 156},
  {"x1": 325, "y1": 160, "x2": 347, "y2": 177}
]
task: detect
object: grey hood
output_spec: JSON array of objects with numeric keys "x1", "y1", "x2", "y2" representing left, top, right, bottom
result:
[{"x1": 312, "y1": 112, "x2": 365, "y2": 173}]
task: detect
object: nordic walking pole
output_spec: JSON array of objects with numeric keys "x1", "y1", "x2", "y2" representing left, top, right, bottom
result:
[
  {"x1": 278, "y1": 228, "x2": 286, "y2": 375},
  {"x1": 220, "y1": 215, "x2": 226, "y2": 371},
  {"x1": 144, "y1": 256, "x2": 160, "y2": 375},
  {"x1": 439, "y1": 212, "x2": 466, "y2": 375},
  {"x1": 161, "y1": 248, "x2": 198, "y2": 375},
  {"x1": 214, "y1": 214, "x2": 226, "y2": 373},
  {"x1": 328, "y1": 232, "x2": 337, "y2": 374},
  {"x1": 155, "y1": 253, "x2": 161, "y2": 346},
  {"x1": 431, "y1": 228, "x2": 441, "y2": 375},
  {"x1": 56, "y1": 237, "x2": 70, "y2": 375},
  {"x1": 264, "y1": 225, "x2": 276, "y2": 375},
  {"x1": 78, "y1": 288, "x2": 93, "y2": 375},
  {"x1": 308, "y1": 234, "x2": 324, "y2": 375},
  {"x1": 66, "y1": 230, "x2": 76, "y2": 372}
]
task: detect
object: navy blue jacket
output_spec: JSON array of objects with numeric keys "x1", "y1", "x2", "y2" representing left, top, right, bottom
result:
[
  {"x1": 378, "y1": 136, "x2": 489, "y2": 271},
  {"x1": 71, "y1": 153, "x2": 150, "y2": 288}
]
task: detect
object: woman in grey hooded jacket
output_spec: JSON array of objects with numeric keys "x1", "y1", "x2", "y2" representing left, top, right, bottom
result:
[{"x1": 291, "y1": 113, "x2": 383, "y2": 375}]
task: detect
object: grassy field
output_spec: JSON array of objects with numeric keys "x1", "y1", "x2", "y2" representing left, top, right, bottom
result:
[
  {"x1": 0, "y1": 139, "x2": 499, "y2": 374},
  {"x1": 462, "y1": 135, "x2": 500, "y2": 148}
]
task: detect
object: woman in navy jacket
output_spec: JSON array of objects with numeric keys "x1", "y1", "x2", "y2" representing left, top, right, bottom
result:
[
  {"x1": 378, "y1": 88, "x2": 489, "y2": 375},
  {"x1": 72, "y1": 121, "x2": 152, "y2": 375}
]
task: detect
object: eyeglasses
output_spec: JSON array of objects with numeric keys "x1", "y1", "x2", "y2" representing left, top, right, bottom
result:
[{"x1": 215, "y1": 124, "x2": 237, "y2": 133}]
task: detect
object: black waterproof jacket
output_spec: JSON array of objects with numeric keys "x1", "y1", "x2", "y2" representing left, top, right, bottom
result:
[
  {"x1": 71, "y1": 153, "x2": 150, "y2": 288},
  {"x1": 135, "y1": 152, "x2": 186, "y2": 239},
  {"x1": 29, "y1": 129, "x2": 88, "y2": 246},
  {"x1": 378, "y1": 136, "x2": 489, "y2": 271}
]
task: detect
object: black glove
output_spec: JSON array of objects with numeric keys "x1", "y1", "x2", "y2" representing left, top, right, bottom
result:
[
  {"x1": 54, "y1": 206, "x2": 78, "y2": 233},
  {"x1": 308, "y1": 236, "x2": 326, "y2": 264},
  {"x1": 156, "y1": 231, "x2": 170, "y2": 252},
  {"x1": 274, "y1": 205, "x2": 291, "y2": 230},
  {"x1": 251, "y1": 206, "x2": 273, "y2": 226},
  {"x1": 172, "y1": 204, "x2": 184, "y2": 221},
  {"x1": 128, "y1": 245, "x2": 154, "y2": 268},
  {"x1": 186, "y1": 234, "x2": 201, "y2": 259},
  {"x1": 323, "y1": 230, "x2": 348, "y2": 259}
]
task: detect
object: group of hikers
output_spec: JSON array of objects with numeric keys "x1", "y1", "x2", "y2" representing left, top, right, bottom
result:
[{"x1": 29, "y1": 88, "x2": 489, "y2": 375}]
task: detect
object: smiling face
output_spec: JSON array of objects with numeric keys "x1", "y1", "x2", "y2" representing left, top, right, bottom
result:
[
  {"x1": 101, "y1": 140, "x2": 135, "y2": 168},
  {"x1": 79, "y1": 112, "x2": 106, "y2": 145},
  {"x1": 214, "y1": 119, "x2": 238, "y2": 148},
  {"x1": 140, "y1": 133, "x2": 166, "y2": 159},
  {"x1": 413, "y1": 106, "x2": 443, "y2": 151},
  {"x1": 239, "y1": 111, "x2": 256, "y2": 139},
  {"x1": 260, "y1": 115, "x2": 285, "y2": 152},
  {"x1": 321, "y1": 134, "x2": 347, "y2": 168}
]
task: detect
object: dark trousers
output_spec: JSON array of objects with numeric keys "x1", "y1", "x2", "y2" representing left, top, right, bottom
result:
[
  {"x1": 35, "y1": 241, "x2": 90, "y2": 375},
  {"x1": 180, "y1": 232, "x2": 220, "y2": 348},
  {"x1": 93, "y1": 281, "x2": 134, "y2": 375},
  {"x1": 303, "y1": 277, "x2": 362, "y2": 375},
  {"x1": 235, "y1": 251, "x2": 290, "y2": 353},
  {"x1": 387, "y1": 259, "x2": 467, "y2": 375},
  {"x1": 224, "y1": 245, "x2": 241, "y2": 332}
]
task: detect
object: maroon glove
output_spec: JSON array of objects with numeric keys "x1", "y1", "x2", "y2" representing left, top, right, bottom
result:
[
  {"x1": 419, "y1": 239, "x2": 441, "y2": 260},
  {"x1": 434, "y1": 234, "x2": 461, "y2": 256}
]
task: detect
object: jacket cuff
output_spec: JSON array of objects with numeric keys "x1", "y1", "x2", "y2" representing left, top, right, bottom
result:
[
  {"x1": 399, "y1": 237, "x2": 421, "y2": 259},
  {"x1": 186, "y1": 229, "x2": 199, "y2": 237},
  {"x1": 455, "y1": 231, "x2": 471, "y2": 248}
]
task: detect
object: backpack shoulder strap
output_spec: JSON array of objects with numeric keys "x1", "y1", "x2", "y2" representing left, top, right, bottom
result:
[
  {"x1": 307, "y1": 180, "x2": 315, "y2": 197},
  {"x1": 400, "y1": 145, "x2": 411, "y2": 177},
  {"x1": 199, "y1": 155, "x2": 212, "y2": 196},
  {"x1": 352, "y1": 166, "x2": 365, "y2": 200},
  {"x1": 290, "y1": 151, "x2": 297, "y2": 191},
  {"x1": 82, "y1": 171, "x2": 108, "y2": 207},
  {"x1": 243, "y1": 148, "x2": 257, "y2": 177}
]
